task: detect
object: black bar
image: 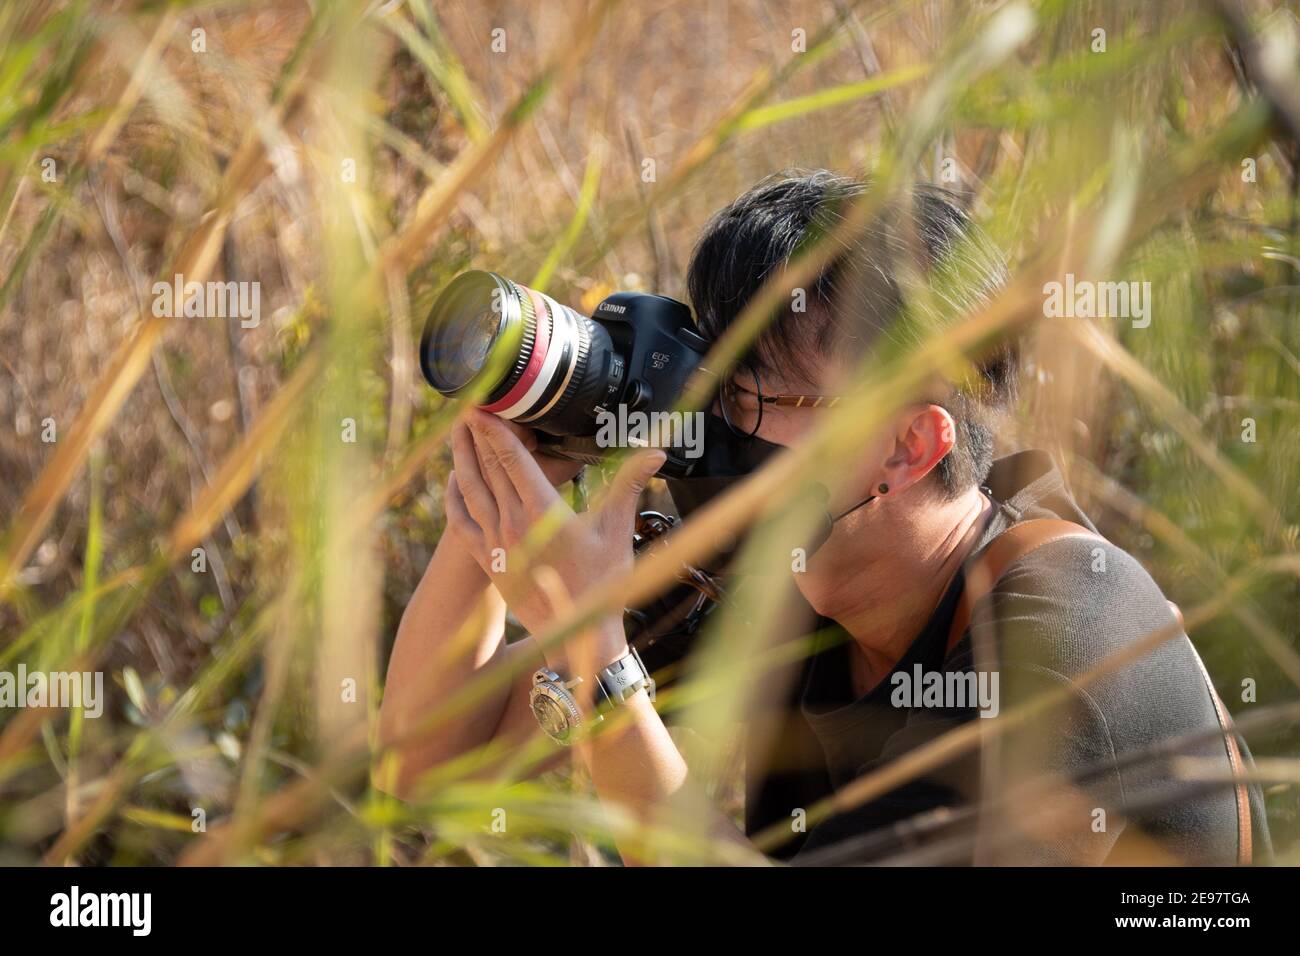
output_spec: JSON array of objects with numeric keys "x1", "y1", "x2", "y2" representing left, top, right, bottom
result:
[{"x1": 2, "y1": 865, "x2": 1285, "y2": 942}]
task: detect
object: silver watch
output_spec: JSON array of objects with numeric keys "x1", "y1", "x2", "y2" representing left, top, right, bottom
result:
[{"x1": 529, "y1": 646, "x2": 655, "y2": 745}]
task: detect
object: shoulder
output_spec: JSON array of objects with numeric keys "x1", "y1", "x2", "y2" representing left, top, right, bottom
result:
[
  {"x1": 966, "y1": 531, "x2": 1222, "y2": 748},
  {"x1": 998, "y1": 534, "x2": 1164, "y2": 612},
  {"x1": 975, "y1": 533, "x2": 1181, "y2": 675}
]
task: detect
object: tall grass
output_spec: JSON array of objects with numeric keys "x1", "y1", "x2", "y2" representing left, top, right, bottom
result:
[{"x1": 0, "y1": 0, "x2": 1297, "y2": 865}]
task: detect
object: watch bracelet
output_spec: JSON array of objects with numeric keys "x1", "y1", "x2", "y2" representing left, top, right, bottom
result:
[{"x1": 596, "y1": 644, "x2": 655, "y2": 706}]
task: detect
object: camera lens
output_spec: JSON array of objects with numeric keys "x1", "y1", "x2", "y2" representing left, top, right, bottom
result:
[
  {"x1": 420, "y1": 271, "x2": 620, "y2": 435},
  {"x1": 420, "y1": 271, "x2": 522, "y2": 395},
  {"x1": 426, "y1": 301, "x2": 501, "y2": 392}
]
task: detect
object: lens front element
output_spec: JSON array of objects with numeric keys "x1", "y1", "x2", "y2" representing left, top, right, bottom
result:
[{"x1": 427, "y1": 300, "x2": 499, "y2": 391}]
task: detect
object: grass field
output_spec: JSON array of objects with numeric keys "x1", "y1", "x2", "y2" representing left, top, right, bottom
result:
[{"x1": 0, "y1": 0, "x2": 1297, "y2": 866}]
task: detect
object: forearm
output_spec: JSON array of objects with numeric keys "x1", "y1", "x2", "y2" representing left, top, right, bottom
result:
[
  {"x1": 568, "y1": 623, "x2": 766, "y2": 866},
  {"x1": 379, "y1": 535, "x2": 509, "y2": 794}
]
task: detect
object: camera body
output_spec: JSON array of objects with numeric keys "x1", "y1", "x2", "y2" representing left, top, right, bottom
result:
[
  {"x1": 528, "y1": 289, "x2": 716, "y2": 479},
  {"x1": 419, "y1": 271, "x2": 778, "y2": 484}
]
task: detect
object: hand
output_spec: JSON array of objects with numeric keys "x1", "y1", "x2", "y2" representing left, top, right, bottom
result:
[
  {"x1": 446, "y1": 409, "x2": 665, "y2": 673},
  {"x1": 499, "y1": 418, "x2": 587, "y2": 489},
  {"x1": 440, "y1": 416, "x2": 582, "y2": 557}
]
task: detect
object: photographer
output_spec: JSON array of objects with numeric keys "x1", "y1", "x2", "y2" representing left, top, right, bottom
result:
[{"x1": 379, "y1": 170, "x2": 1263, "y2": 865}]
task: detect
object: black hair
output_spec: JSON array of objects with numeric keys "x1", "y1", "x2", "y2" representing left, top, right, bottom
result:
[{"x1": 686, "y1": 169, "x2": 1017, "y2": 497}]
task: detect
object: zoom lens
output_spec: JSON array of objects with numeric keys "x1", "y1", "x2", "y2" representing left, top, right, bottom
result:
[{"x1": 420, "y1": 271, "x2": 621, "y2": 435}]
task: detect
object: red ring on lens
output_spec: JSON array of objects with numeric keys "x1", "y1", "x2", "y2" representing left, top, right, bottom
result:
[{"x1": 480, "y1": 288, "x2": 552, "y2": 413}]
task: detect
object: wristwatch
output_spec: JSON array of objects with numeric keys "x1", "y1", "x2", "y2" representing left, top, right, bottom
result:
[{"x1": 529, "y1": 646, "x2": 656, "y2": 745}]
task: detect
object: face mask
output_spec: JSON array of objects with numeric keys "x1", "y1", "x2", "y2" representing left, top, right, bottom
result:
[
  {"x1": 664, "y1": 412, "x2": 784, "y2": 519},
  {"x1": 666, "y1": 414, "x2": 876, "y2": 563}
]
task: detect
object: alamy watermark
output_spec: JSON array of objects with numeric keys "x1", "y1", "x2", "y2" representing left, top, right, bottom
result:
[
  {"x1": 50, "y1": 886, "x2": 151, "y2": 936},
  {"x1": 594, "y1": 404, "x2": 705, "y2": 459},
  {"x1": 0, "y1": 666, "x2": 104, "y2": 718},
  {"x1": 891, "y1": 664, "x2": 1000, "y2": 718},
  {"x1": 152, "y1": 273, "x2": 261, "y2": 328},
  {"x1": 1043, "y1": 273, "x2": 1151, "y2": 328}
]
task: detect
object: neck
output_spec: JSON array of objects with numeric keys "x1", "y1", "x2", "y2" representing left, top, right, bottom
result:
[{"x1": 798, "y1": 484, "x2": 991, "y2": 689}]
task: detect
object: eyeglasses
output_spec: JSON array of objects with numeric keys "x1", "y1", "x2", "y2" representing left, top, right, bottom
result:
[{"x1": 717, "y1": 363, "x2": 843, "y2": 438}]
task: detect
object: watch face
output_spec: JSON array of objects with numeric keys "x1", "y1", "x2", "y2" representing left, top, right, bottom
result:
[{"x1": 531, "y1": 693, "x2": 572, "y2": 742}]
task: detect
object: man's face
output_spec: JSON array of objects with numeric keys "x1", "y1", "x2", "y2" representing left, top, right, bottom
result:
[{"x1": 718, "y1": 353, "x2": 950, "y2": 521}]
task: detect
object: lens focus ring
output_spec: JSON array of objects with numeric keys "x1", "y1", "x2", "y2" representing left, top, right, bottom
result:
[
  {"x1": 479, "y1": 276, "x2": 536, "y2": 406},
  {"x1": 516, "y1": 293, "x2": 589, "y2": 424}
]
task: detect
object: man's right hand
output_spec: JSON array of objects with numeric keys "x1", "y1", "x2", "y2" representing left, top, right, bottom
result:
[{"x1": 497, "y1": 418, "x2": 586, "y2": 488}]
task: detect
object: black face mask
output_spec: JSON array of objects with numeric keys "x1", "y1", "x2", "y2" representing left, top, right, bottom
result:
[
  {"x1": 663, "y1": 413, "x2": 783, "y2": 515},
  {"x1": 665, "y1": 413, "x2": 876, "y2": 564}
]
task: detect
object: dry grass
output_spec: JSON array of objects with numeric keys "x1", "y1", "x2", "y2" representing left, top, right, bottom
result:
[{"x1": 0, "y1": 0, "x2": 1297, "y2": 865}]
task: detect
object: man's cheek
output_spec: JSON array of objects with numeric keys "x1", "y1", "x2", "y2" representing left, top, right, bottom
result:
[{"x1": 836, "y1": 440, "x2": 886, "y2": 501}]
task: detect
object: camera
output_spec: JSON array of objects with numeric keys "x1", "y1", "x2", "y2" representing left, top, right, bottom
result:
[
  {"x1": 420, "y1": 271, "x2": 785, "y2": 670},
  {"x1": 419, "y1": 270, "x2": 774, "y2": 484}
]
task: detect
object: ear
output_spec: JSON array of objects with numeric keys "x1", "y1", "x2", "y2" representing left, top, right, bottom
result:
[{"x1": 876, "y1": 405, "x2": 957, "y2": 495}]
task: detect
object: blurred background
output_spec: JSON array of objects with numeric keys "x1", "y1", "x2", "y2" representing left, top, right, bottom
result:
[{"x1": 0, "y1": 0, "x2": 1297, "y2": 865}]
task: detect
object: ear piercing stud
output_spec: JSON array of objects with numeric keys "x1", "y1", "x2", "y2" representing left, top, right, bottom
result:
[{"x1": 877, "y1": 483, "x2": 889, "y2": 495}]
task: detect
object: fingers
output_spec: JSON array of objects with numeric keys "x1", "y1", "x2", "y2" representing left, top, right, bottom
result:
[
  {"x1": 465, "y1": 416, "x2": 523, "y2": 515},
  {"x1": 467, "y1": 410, "x2": 561, "y2": 513},
  {"x1": 499, "y1": 419, "x2": 539, "y2": 451},
  {"x1": 444, "y1": 471, "x2": 486, "y2": 552},
  {"x1": 485, "y1": 416, "x2": 583, "y2": 487},
  {"x1": 599, "y1": 448, "x2": 666, "y2": 532},
  {"x1": 450, "y1": 421, "x2": 499, "y2": 529}
]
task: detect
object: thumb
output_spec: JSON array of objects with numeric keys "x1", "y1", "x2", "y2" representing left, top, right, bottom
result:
[{"x1": 599, "y1": 448, "x2": 666, "y2": 529}]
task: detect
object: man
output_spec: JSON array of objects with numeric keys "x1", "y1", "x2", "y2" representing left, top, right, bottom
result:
[{"x1": 380, "y1": 170, "x2": 1264, "y2": 865}]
